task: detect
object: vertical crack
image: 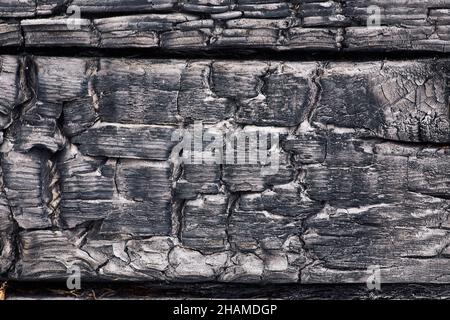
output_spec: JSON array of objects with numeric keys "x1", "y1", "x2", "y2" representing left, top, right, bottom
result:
[
  {"x1": 224, "y1": 191, "x2": 239, "y2": 251},
  {"x1": 87, "y1": 57, "x2": 100, "y2": 113},
  {"x1": 176, "y1": 61, "x2": 188, "y2": 125},
  {"x1": 305, "y1": 62, "x2": 325, "y2": 127},
  {"x1": 170, "y1": 138, "x2": 186, "y2": 242},
  {"x1": 47, "y1": 155, "x2": 61, "y2": 227},
  {"x1": 172, "y1": 198, "x2": 186, "y2": 242},
  {"x1": 113, "y1": 158, "x2": 121, "y2": 197}
]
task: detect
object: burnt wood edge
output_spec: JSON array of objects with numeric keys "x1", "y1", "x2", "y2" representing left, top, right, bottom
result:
[{"x1": 2, "y1": 282, "x2": 450, "y2": 300}]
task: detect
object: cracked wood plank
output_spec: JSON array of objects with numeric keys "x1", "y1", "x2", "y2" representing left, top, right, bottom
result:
[
  {"x1": 0, "y1": 56, "x2": 449, "y2": 284},
  {"x1": 0, "y1": 1, "x2": 450, "y2": 52}
]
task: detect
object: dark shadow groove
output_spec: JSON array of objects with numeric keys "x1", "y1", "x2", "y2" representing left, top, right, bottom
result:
[
  {"x1": 1, "y1": 47, "x2": 450, "y2": 61},
  {"x1": 4, "y1": 281, "x2": 450, "y2": 300}
]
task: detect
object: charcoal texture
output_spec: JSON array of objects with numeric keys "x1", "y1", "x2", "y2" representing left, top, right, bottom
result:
[
  {"x1": 0, "y1": 55, "x2": 448, "y2": 285},
  {"x1": 0, "y1": 1, "x2": 450, "y2": 299},
  {"x1": 0, "y1": 0, "x2": 449, "y2": 52}
]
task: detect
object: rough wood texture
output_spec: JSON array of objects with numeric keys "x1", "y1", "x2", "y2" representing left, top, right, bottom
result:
[
  {"x1": 1, "y1": 1, "x2": 450, "y2": 300},
  {"x1": 0, "y1": 55, "x2": 449, "y2": 285},
  {"x1": 0, "y1": 0, "x2": 449, "y2": 51}
]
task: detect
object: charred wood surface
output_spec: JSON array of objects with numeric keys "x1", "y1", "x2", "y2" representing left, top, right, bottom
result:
[
  {"x1": 0, "y1": 56, "x2": 449, "y2": 286},
  {"x1": 0, "y1": 0, "x2": 450, "y2": 299},
  {"x1": 0, "y1": 1, "x2": 450, "y2": 52}
]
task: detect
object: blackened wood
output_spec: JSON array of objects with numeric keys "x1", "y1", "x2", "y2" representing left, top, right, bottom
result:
[{"x1": 0, "y1": 56, "x2": 449, "y2": 285}]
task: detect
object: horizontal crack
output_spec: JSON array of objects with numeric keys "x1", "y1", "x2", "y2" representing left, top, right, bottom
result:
[{"x1": 0, "y1": 47, "x2": 450, "y2": 61}]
